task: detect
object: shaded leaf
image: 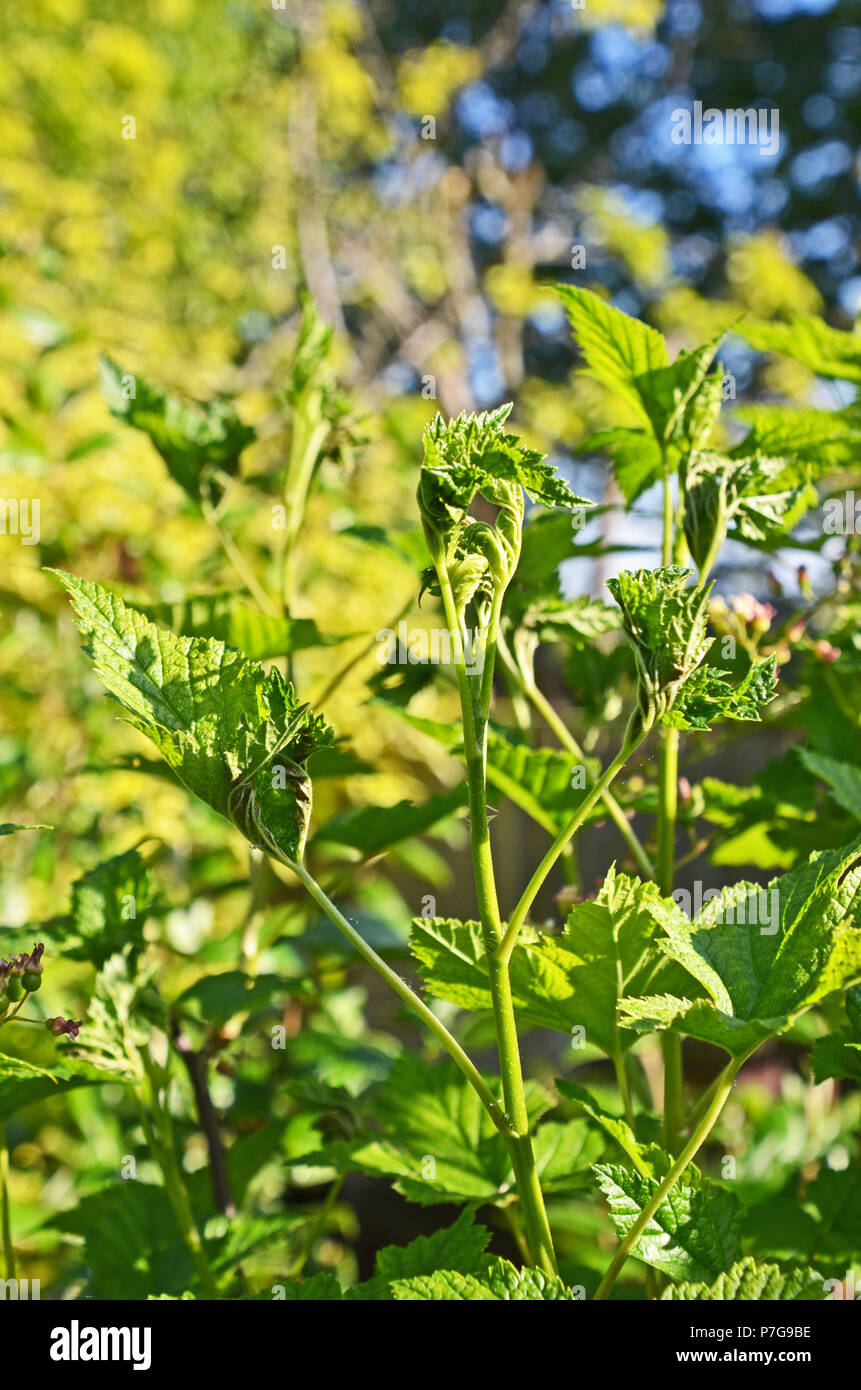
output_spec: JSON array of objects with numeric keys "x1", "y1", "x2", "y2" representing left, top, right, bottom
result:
[
  {"x1": 312, "y1": 785, "x2": 466, "y2": 859},
  {"x1": 139, "y1": 591, "x2": 330, "y2": 661},
  {"x1": 100, "y1": 356, "x2": 254, "y2": 504},
  {"x1": 0, "y1": 1054, "x2": 112, "y2": 1125}
]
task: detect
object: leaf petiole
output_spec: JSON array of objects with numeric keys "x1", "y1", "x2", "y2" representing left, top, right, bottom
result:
[{"x1": 498, "y1": 720, "x2": 645, "y2": 965}]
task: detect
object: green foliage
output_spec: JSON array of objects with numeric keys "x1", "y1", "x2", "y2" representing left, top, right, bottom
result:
[
  {"x1": 52, "y1": 849, "x2": 153, "y2": 965},
  {"x1": 312, "y1": 786, "x2": 466, "y2": 859},
  {"x1": 0, "y1": 1055, "x2": 111, "y2": 1125},
  {"x1": 99, "y1": 357, "x2": 255, "y2": 506},
  {"x1": 315, "y1": 1052, "x2": 598, "y2": 1206},
  {"x1": 556, "y1": 285, "x2": 669, "y2": 423},
  {"x1": 52, "y1": 571, "x2": 333, "y2": 861},
  {"x1": 418, "y1": 405, "x2": 590, "y2": 627},
  {"x1": 5, "y1": 2, "x2": 860, "y2": 1310},
  {"x1": 596, "y1": 1163, "x2": 742, "y2": 1281},
  {"x1": 607, "y1": 566, "x2": 713, "y2": 730},
  {"x1": 560, "y1": 286, "x2": 724, "y2": 501},
  {"x1": 138, "y1": 592, "x2": 329, "y2": 662},
  {"x1": 739, "y1": 315, "x2": 861, "y2": 383},
  {"x1": 665, "y1": 654, "x2": 778, "y2": 733},
  {"x1": 392, "y1": 1258, "x2": 579, "y2": 1300},
  {"x1": 411, "y1": 868, "x2": 695, "y2": 1056},
  {"x1": 799, "y1": 751, "x2": 861, "y2": 822},
  {"x1": 555, "y1": 1080, "x2": 666, "y2": 1178},
  {"x1": 683, "y1": 450, "x2": 815, "y2": 567},
  {"x1": 661, "y1": 1256, "x2": 826, "y2": 1301},
  {"x1": 620, "y1": 838, "x2": 861, "y2": 1056}
]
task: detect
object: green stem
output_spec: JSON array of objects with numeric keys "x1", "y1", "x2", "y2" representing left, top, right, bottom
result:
[
  {"x1": 435, "y1": 561, "x2": 557, "y2": 1276},
  {"x1": 312, "y1": 597, "x2": 412, "y2": 708},
  {"x1": 612, "y1": 1047, "x2": 635, "y2": 1130},
  {"x1": 139, "y1": 1055, "x2": 220, "y2": 1300},
  {"x1": 499, "y1": 722, "x2": 643, "y2": 965},
  {"x1": 500, "y1": 636, "x2": 654, "y2": 879},
  {"x1": 595, "y1": 1055, "x2": 742, "y2": 1300},
  {"x1": 0, "y1": 1124, "x2": 15, "y2": 1282},
  {"x1": 201, "y1": 498, "x2": 276, "y2": 617},
  {"x1": 658, "y1": 475, "x2": 684, "y2": 1157},
  {"x1": 289, "y1": 1174, "x2": 345, "y2": 1279},
  {"x1": 282, "y1": 418, "x2": 330, "y2": 618},
  {"x1": 266, "y1": 847, "x2": 513, "y2": 1140}
]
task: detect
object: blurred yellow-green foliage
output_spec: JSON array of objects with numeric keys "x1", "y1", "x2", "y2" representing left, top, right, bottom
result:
[{"x1": 1, "y1": 0, "x2": 859, "y2": 1300}]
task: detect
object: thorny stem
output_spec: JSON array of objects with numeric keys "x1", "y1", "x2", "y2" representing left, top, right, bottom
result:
[
  {"x1": 594, "y1": 1055, "x2": 743, "y2": 1300},
  {"x1": 499, "y1": 724, "x2": 644, "y2": 965},
  {"x1": 435, "y1": 559, "x2": 558, "y2": 1277}
]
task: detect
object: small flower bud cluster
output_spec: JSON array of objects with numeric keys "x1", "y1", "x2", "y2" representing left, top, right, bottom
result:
[{"x1": 0, "y1": 942, "x2": 45, "y2": 1004}]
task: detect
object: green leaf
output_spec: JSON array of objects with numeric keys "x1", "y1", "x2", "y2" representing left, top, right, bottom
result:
[
  {"x1": 555, "y1": 1080, "x2": 667, "y2": 1179},
  {"x1": 810, "y1": 982, "x2": 861, "y2": 1082},
  {"x1": 507, "y1": 593, "x2": 620, "y2": 676},
  {"x1": 410, "y1": 868, "x2": 695, "y2": 1057},
  {"x1": 138, "y1": 591, "x2": 329, "y2": 661},
  {"x1": 52, "y1": 1183, "x2": 195, "y2": 1299},
  {"x1": 738, "y1": 315, "x2": 861, "y2": 384},
  {"x1": 392, "y1": 1257, "x2": 580, "y2": 1300},
  {"x1": 595, "y1": 1163, "x2": 741, "y2": 1281},
  {"x1": 665, "y1": 655, "x2": 778, "y2": 734},
  {"x1": 422, "y1": 403, "x2": 590, "y2": 518},
  {"x1": 578, "y1": 428, "x2": 665, "y2": 506},
  {"x1": 276, "y1": 1272, "x2": 343, "y2": 1300},
  {"x1": 747, "y1": 1167, "x2": 861, "y2": 1270},
  {"x1": 65, "y1": 948, "x2": 165, "y2": 1079},
  {"x1": 206, "y1": 1210, "x2": 307, "y2": 1277},
  {"x1": 0, "y1": 823, "x2": 50, "y2": 836},
  {"x1": 620, "y1": 837, "x2": 861, "y2": 1057},
  {"x1": 419, "y1": 406, "x2": 591, "y2": 620},
  {"x1": 312, "y1": 785, "x2": 466, "y2": 859},
  {"x1": 636, "y1": 334, "x2": 725, "y2": 448},
  {"x1": 683, "y1": 450, "x2": 814, "y2": 567},
  {"x1": 51, "y1": 571, "x2": 334, "y2": 861},
  {"x1": 606, "y1": 566, "x2": 713, "y2": 730},
  {"x1": 556, "y1": 284, "x2": 668, "y2": 425},
  {"x1": 485, "y1": 729, "x2": 598, "y2": 835},
  {"x1": 321, "y1": 1053, "x2": 561, "y2": 1207},
  {"x1": 732, "y1": 403, "x2": 861, "y2": 460},
  {"x1": 348, "y1": 1208, "x2": 491, "y2": 1300},
  {"x1": 799, "y1": 750, "x2": 861, "y2": 822},
  {"x1": 174, "y1": 971, "x2": 289, "y2": 1029},
  {"x1": 662, "y1": 1256, "x2": 826, "y2": 1301},
  {"x1": 99, "y1": 356, "x2": 255, "y2": 504},
  {"x1": 53, "y1": 848, "x2": 152, "y2": 965},
  {"x1": 809, "y1": 1033, "x2": 861, "y2": 1083},
  {"x1": 0, "y1": 1055, "x2": 112, "y2": 1125}
]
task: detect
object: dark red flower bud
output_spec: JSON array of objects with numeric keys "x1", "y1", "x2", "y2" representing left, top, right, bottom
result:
[{"x1": 45, "y1": 1017, "x2": 83, "y2": 1040}]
